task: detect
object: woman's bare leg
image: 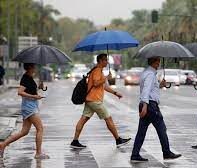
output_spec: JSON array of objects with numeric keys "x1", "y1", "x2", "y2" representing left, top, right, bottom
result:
[{"x1": 28, "y1": 114, "x2": 43, "y2": 156}]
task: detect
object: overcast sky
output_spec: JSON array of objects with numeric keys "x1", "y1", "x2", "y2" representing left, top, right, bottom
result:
[{"x1": 43, "y1": 0, "x2": 166, "y2": 25}]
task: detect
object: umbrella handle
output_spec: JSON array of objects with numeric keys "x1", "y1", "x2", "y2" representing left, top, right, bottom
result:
[
  {"x1": 165, "y1": 83, "x2": 171, "y2": 89},
  {"x1": 162, "y1": 77, "x2": 171, "y2": 89},
  {"x1": 42, "y1": 86, "x2": 47, "y2": 91},
  {"x1": 39, "y1": 81, "x2": 47, "y2": 91}
]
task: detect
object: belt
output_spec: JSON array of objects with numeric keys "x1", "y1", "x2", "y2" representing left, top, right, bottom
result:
[
  {"x1": 140, "y1": 100, "x2": 158, "y2": 105},
  {"x1": 149, "y1": 100, "x2": 158, "y2": 105}
]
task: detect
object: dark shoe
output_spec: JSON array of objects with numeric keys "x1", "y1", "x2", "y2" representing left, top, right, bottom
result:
[
  {"x1": 116, "y1": 137, "x2": 131, "y2": 148},
  {"x1": 163, "y1": 152, "x2": 181, "y2": 160},
  {"x1": 70, "y1": 140, "x2": 87, "y2": 149},
  {"x1": 191, "y1": 145, "x2": 197, "y2": 149},
  {"x1": 0, "y1": 149, "x2": 4, "y2": 158},
  {"x1": 130, "y1": 155, "x2": 148, "y2": 163}
]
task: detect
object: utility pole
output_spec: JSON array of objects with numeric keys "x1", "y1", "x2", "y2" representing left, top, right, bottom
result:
[
  {"x1": 6, "y1": 0, "x2": 10, "y2": 84},
  {"x1": 40, "y1": 0, "x2": 44, "y2": 44},
  {"x1": 13, "y1": 1, "x2": 18, "y2": 80},
  {"x1": 14, "y1": 1, "x2": 18, "y2": 56}
]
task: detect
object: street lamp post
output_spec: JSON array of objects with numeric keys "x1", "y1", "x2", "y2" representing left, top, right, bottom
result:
[
  {"x1": 40, "y1": 0, "x2": 44, "y2": 44},
  {"x1": 14, "y1": 0, "x2": 18, "y2": 56},
  {"x1": 6, "y1": 0, "x2": 10, "y2": 84}
]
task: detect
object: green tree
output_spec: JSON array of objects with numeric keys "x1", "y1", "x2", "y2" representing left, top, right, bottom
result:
[
  {"x1": 0, "y1": 0, "x2": 60, "y2": 58},
  {"x1": 57, "y1": 17, "x2": 96, "y2": 63}
]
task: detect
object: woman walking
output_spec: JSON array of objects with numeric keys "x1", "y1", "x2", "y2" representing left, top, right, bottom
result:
[{"x1": 0, "y1": 63, "x2": 49, "y2": 159}]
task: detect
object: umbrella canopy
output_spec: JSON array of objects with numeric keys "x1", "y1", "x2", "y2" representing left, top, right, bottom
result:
[
  {"x1": 13, "y1": 45, "x2": 71, "y2": 65},
  {"x1": 136, "y1": 41, "x2": 194, "y2": 59},
  {"x1": 185, "y1": 43, "x2": 197, "y2": 90},
  {"x1": 73, "y1": 30, "x2": 139, "y2": 52},
  {"x1": 184, "y1": 43, "x2": 197, "y2": 57}
]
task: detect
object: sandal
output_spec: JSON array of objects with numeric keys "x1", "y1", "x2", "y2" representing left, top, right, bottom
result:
[{"x1": 34, "y1": 153, "x2": 50, "y2": 159}]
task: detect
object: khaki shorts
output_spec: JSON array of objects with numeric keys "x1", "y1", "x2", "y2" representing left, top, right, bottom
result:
[{"x1": 83, "y1": 101, "x2": 110, "y2": 120}]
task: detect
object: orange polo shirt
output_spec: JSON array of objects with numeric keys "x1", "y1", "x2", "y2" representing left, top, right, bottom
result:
[{"x1": 86, "y1": 67, "x2": 105, "y2": 102}]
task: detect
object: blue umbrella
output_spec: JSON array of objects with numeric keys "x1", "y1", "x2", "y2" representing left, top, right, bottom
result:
[{"x1": 73, "y1": 30, "x2": 139, "y2": 52}]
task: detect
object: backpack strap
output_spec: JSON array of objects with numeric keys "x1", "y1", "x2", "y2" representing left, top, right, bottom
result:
[
  {"x1": 87, "y1": 66, "x2": 97, "y2": 76},
  {"x1": 86, "y1": 66, "x2": 98, "y2": 95}
]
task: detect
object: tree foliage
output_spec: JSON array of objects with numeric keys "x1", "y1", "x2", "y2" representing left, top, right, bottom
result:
[{"x1": 0, "y1": 0, "x2": 197, "y2": 69}]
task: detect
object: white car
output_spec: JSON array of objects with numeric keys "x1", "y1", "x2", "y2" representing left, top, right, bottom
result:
[
  {"x1": 179, "y1": 70, "x2": 187, "y2": 84},
  {"x1": 124, "y1": 68, "x2": 144, "y2": 85},
  {"x1": 167, "y1": 69, "x2": 186, "y2": 84},
  {"x1": 71, "y1": 68, "x2": 90, "y2": 79},
  {"x1": 157, "y1": 69, "x2": 181, "y2": 86},
  {"x1": 130, "y1": 67, "x2": 145, "y2": 72},
  {"x1": 74, "y1": 64, "x2": 87, "y2": 69}
]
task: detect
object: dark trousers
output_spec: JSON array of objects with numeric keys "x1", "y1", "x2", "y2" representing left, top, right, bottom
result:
[
  {"x1": 0, "y1": 78, "x2": 3, "y2": 85},
  {"x1": 131, "y1": 101, "x2": 171, "y2": 156}
]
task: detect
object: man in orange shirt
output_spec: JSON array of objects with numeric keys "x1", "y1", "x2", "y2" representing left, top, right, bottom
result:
[{"x1": 70, "y1": 53, "x2": 131, "y2": 149}]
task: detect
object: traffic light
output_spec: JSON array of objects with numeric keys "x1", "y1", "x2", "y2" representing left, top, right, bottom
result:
[{"x1": 151, "y1": 10, "x2": 158, "y2": 23}]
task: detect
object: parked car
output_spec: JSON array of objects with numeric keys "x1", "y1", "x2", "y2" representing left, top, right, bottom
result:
[
  {"x1": 70, "y1": 67, "x2": 90, "y2": 79},
  {"x1": 157, "y1": 69, "x2": 181, "y2": 86},
  {"x1": 73, "y1": 64, "x2": 87, "y2": 69},
  {"x1": 116, "y1": 69, "x2": 128, "y2": 79},
  {"x1": 181, "y1": 70, "x2": 197, "y2": 85},
  {"x1": 124, "y1": 68, "x2": 144, "y2": 85},
  {"x1": 164, "y1": 69, "x2": 186, "y2": 85},
  {"x1": 130, "y1": 67, "x2": 145, "y2": 72}
]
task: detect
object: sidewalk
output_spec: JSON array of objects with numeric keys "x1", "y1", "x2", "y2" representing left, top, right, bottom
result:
[
  {"x1": 0, "y1": 85, "x2": 7, "y2": 94},
  {"x1": 0, "y1": 82, "x2": 20, "y2": 141},
  {"x1": 0, "y1": 117, "x2": 17, "y2": 140},
  {"x1": 0, "y1": 79, "x2": 20, "y2": 93}
]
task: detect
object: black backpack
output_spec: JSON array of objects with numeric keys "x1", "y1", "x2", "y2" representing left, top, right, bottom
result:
[{"x1": 71, "y1": 67, "x2": 97, "y2": 105}]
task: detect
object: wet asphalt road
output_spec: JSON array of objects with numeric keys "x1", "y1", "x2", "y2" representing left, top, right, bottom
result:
[{"x1": 1, "y1": 79, "x2": 197, "y2": 168}]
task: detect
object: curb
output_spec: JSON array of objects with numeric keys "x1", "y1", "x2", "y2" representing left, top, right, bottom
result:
[
  {"x1": 0, "y1": 117, "x2": 17, "y2": 141},
  {"x1": 0, "y1": 86, "x2": 8, "y2": 94}
]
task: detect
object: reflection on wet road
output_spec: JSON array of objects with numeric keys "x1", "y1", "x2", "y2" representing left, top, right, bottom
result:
[{"x1": 1, "y1": 79, "x2": 197, "y2": 168}]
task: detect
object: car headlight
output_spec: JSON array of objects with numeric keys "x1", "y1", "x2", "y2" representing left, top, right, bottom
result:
[
  {"x1": 126, "y1": 76, "x2": 132, "y2": 81},
  {"x1": 71, "y1": 73, "x2": 75, "y2": 77}
]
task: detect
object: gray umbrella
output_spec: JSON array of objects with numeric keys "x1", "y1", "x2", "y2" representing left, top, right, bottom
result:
[
  {"x1": 136, "y1": 41, "x2": 194, "y2": 58},
  {"x1": 184, "y1": 43, "x2": 197, "y2": 57},
  {"x1": 185, "y1": 43, "x2": 197, "y2": 90},
  {"x1": 13, "y1": 45, "x2": 71, "y2": 65},
  {"x1": 136, "y1": 41, "x2": 194, "y2": 88},
  {"x1": 13, "y1": 45, "x2": 71, "y2": 91}
]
